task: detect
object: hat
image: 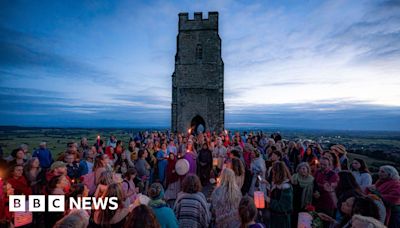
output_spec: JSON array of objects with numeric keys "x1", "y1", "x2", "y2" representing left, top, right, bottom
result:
[
  {"x1": 50, "y1": 161, "x2": 66, "y2": 171},
  {"x1": 149, "y1": 183, "x2": 164, "y2": 200},
  {"x1": 331, "y1": 144, "x2": 347, "y2": 155}
]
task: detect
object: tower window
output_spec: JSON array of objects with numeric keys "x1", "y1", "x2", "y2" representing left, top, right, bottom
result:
[{"x1": 196, "y1": 44, "x2": 202, "y2": 60}]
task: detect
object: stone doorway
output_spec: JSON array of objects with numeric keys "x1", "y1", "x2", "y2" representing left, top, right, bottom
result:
[{"x1": 190, "y1": 115, "x2": 206, "y2": 134}]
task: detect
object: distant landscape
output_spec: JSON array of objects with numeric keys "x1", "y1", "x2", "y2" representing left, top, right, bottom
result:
[{"x1": 1, "y1": 126, "x2": 399, "y2": 173}]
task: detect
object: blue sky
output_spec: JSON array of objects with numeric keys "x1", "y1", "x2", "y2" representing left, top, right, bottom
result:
[{"x1": 1, "y1": 0, "x2": 400, "y2": 131}]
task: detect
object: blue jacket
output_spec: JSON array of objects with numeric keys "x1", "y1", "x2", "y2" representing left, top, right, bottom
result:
[
  {"x1": 32, "y1": 148, "x2": 53, "y2": 169},
  {"x1": 151, "y1": 205, "x2": 179, "y2": 228}
]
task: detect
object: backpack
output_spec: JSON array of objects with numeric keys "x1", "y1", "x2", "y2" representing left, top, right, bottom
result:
[{"x1": 122, "y1": 179, "x2": 131, "y2": 191}]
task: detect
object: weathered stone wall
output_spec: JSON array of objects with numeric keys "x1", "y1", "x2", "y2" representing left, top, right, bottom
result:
[{"x1": 172, "y1": 12, "x2": 224, "y2": 133}]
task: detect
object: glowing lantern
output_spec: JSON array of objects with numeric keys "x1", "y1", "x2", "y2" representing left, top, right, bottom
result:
[
  {"x1": 254, "y1": 191, "x2": 265, "y2": 209},
  {"x1": 213, "y1": 158, "x2": 218, "y2": 166}
]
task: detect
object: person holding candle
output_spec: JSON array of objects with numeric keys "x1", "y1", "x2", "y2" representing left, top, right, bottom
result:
[
  {"x1": 211, "y1": 168, "x2": 242, "y2": 228},
  {"x1": 313, "y1": 156, "x2": 339, "y2": 220},
  {"x1": 213, "y1": 137, "x2": 227, "y2": 171},
  {"x1": 183, "y1": 139, "x2": 197, "y2": 175},
  {"x1": 0, "y1": 180, "x2": 14, "y2": 227},
  {"x1": 266, "y1": 161, "x2": 293, "y2": 228}
]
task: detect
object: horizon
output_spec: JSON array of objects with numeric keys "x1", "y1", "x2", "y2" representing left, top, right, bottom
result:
[{"x1": 1, "y1": 0, "x2": 400, "y2": 131}]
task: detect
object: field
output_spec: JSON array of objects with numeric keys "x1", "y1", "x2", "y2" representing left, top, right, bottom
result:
[{"x1": 0, "y1": 126, "x2": 399, "y2": 171}]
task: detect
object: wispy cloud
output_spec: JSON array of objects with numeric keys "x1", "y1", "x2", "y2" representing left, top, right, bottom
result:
[{"x1": 0, "y1": 0, "x2": 399, "y2": 130}]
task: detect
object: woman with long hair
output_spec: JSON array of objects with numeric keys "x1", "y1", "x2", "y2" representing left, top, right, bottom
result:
[
  {"x1": 114, "y1": 152, "x2": 134, "y2": 175},
  {"x1": 93, "y1": 153, "x2": 111, "y2": 185},
  {"x1": 124, "y1": 205, "x2": 161, "y2": 228},
  {"x1": 351, "y1": 158, "x2": 372, "y2": 191},
  {"x1": 266, "y1": 161, "x2": 293, "y2": 228},
  {"x1": 335, "y1": 171, "x2": 363, "y2": 224},
  {"x1": 122, "y1": 168, "x2": 138, "y2": 203},
  {"x1": 211, "y1": 168, "x2": 242, "y2": 228},
  {"x1": 238, "y1": 196, "x2": 265, "y2": 228},
  {"x1": 230, "y1": 155, "x2": 245, "y2": 190},
  {"x1": 91, "y1": 183, "x2": 130, "y2": 228}
]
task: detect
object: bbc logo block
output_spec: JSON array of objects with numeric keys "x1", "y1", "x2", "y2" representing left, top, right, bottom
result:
[{"x1": 9, "y1": 195, "x2": 64, "y2": 212}]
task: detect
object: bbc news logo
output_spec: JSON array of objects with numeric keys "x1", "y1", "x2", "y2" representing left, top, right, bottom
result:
[{"x1": 9, "y1": 195, "x2": 119, "y2": 212}]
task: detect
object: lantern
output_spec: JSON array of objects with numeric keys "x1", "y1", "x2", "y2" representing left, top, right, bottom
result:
[
  {"x1": 254, "y1": 191, "x2": 265, "y2": 209},
  {"x1": 213, "y1": 158, "x2": 218, "y2": 167},
  {"x1": 297, "y1": 212, "x2": 313, "y2": 228}
]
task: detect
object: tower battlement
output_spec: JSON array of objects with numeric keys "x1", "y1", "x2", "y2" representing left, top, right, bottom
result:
[{"x1": 179, "y1": 12, "x2": 218, "y2": 31}]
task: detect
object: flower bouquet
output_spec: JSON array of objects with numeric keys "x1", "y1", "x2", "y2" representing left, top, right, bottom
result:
[{"x1": 297, "y1": 204, "x2": 323, "y2": 228}]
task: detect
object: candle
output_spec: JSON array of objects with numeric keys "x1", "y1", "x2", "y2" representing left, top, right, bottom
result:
[
  {"x1": 188, "y1": 128, "x2": 192, "y2": 135},
  {"x1": 213, "y1": 158, "x2": 218, "y2": 167},
  {"x1": 97, "y1": 135, "x2": 100, "y2": 146},
  {"x1": 254, "y1": 191, "x2": 265, "y2": 209}
]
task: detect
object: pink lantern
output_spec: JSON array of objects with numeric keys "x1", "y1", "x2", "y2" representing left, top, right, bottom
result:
[{"x1": 254, "y1": 191, "x2": 265, "y2": 209}]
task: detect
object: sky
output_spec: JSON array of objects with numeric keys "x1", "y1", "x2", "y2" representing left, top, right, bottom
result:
[{"x1": 0, "y1": 0, "x2": 400, "y2": 131}]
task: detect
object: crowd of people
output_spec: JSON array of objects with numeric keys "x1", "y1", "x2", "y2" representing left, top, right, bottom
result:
[{"x1": 0, "y1": 130, "x2": 399, "y2": 228}]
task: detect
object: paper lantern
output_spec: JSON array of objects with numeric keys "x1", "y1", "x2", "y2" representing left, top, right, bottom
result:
[
  {"x1": 213, "y1": 158, "x2": 218, "y2": 166},
  {"x1": 297, "y1": 212, "x2": 313, "y2": 228},
  {"x1": 254, "y1": 191, "x2": 265, "y2": 209}
]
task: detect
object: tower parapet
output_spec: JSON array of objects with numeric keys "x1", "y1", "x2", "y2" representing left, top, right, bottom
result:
[{"x1": 179, "y1": 12, "x2": 218, "y2": 31}]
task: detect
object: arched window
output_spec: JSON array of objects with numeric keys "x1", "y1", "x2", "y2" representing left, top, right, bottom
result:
[{"x1": 196, "y1": 44, "x2": 202, "y2": 60}]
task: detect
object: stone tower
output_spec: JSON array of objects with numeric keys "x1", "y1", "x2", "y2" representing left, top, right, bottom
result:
[{"x1": 171, "y1": 12, "x2": 224, "y2": 134}]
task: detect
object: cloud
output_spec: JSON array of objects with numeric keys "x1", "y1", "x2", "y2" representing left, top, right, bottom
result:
[
  {"x1": 0, "y1": 0, "x2": 400, "y2": 130},
  {"x1": 226, "y1": 101, "x2": 400, "y2": 131}
]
